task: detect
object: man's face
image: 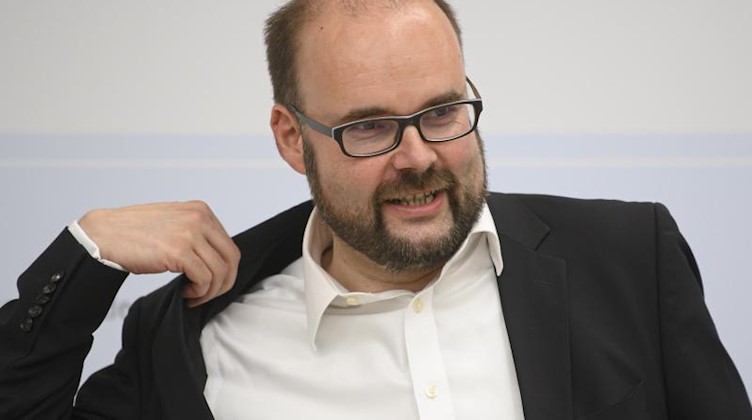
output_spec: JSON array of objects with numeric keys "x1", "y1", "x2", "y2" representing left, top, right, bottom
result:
[{"x1": 297, "y1": 1, "x2": 487, "y2": 272}]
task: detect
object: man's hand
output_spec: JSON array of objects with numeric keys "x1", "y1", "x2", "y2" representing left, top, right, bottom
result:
[{"x1": 78, "y1": 201, "x2": 241, "y2": 307}]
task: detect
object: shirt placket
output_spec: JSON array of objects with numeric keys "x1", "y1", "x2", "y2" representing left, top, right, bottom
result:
[{"x1": 404, "y1": 288, "x2": 456, "y2": 420}]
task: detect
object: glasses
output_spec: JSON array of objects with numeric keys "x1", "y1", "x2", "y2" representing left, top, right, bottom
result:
[{"x1": 290, "y1": 77, "x2": 483, "y2": 158}]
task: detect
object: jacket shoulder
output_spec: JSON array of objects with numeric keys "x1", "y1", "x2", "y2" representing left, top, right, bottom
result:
[
  {"x1": 486, "y1": 192, "x2": 673, "y2": 263},
  {"x1": 489, "y1": 192, "x2": 662, "y2": 230}
]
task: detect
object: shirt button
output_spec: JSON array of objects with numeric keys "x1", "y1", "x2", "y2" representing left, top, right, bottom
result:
[
  {"x1": 345, "y1": 296, "x2": 359, "y2": 306},
  {"x1": 425, "y1": 384, "x2": 438, "y2": 399},
  {"x1": 412, "y1": 298, "x2": 424, "y2": 313}
]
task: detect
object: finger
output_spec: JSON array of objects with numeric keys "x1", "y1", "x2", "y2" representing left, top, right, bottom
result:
[
  {"x1": 189, "y1": 240, "x2": 229, "y2": 306},
  {"x1": 204, "y1": 228, "x2": 241, "y2": 296},
  {"x1": 201, "y1": 212, "x2": 241, "y2": 294},
  {"x1": 179, "y1": 249, "x2": 213, "y2": 300},
  {"x1": 168, "y1": 201, "x2": 232, "y2": 306}
]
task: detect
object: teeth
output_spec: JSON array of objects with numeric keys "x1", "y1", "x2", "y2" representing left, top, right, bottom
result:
[{"x1": 394, "y1": 191, "x2": 437, "y2": 206}]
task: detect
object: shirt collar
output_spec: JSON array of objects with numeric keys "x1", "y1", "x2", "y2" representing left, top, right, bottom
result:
[
  {"x1": 469, "y1": 202, "x2": 503, "y2": 277},
  {"x1": 301, "y1": 202, "x2": 503, "y2": 348}
]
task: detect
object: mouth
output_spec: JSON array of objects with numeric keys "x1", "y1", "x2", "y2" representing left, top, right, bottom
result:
[{"x1": 384, "y1": 189, "x2": 442, "y2": 206}]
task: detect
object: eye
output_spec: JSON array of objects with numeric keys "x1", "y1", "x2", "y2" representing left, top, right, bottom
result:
[
  {"x1": 423, "y1": 104, "x2": 461, "y2": 125},
  {"x1": 348, "y1": 120, "x2": 392, "y2": 134},
  {"x1": 352, "y1": 121, "x2": 380, "y2": 131},
  {"x1": 343, "y1": 119, "x2": 396, "y2": 141},
  {"x1": 431, "y1": 106, "x2": 453, "y2": 117}
]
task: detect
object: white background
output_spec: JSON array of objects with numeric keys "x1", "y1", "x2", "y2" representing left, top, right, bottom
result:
[{"x1": 1, "y1": 0, "x2": 750, "y2": 399}]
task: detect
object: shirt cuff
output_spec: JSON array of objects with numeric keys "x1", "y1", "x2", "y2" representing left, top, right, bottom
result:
[{"x1": 68, "y1": 220, "x2": 128, "y2": 272}]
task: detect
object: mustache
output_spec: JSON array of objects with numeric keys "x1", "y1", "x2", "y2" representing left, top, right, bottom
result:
[{"x1": 375, "y1": 166, "x2": 456, "y2": 201}]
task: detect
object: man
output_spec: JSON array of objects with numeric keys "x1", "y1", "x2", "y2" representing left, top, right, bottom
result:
[{"x1": 1, "y1": 0, "x2": 750, "y2": 419}]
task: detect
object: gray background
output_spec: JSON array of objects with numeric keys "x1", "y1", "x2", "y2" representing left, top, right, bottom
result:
[{"x1": 1, "y1": 0, "x2": 750, "y2": 397}]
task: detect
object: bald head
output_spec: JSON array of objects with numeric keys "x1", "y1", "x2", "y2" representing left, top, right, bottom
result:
[{"x1": 264, "y1": 0, "x2": 463, "y2": 109}]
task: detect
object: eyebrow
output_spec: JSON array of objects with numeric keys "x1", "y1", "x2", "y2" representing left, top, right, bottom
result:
[{"x1": 334, "y1": 90, "x2": 466, "y2": 126}]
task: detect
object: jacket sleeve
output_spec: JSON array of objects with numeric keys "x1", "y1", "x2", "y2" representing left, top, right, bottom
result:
[
  {"x1": 0, "y1": 229, "x2": 128, "y2": 419},
  {"x1": 655, "y1": 203, "x2": 752, "y2": 419}
]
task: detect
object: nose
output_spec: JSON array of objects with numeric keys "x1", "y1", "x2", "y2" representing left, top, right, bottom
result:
[{"x1": 390, "y1": 126, "x2": 438, "y2": 172}]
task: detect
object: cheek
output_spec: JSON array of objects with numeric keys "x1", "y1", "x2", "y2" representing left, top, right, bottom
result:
[
  {"x1": 316, "y1": 154, "x2": 384, "y2": 205},
  {"x1": 442, "y1": 137, "x2": 485, "y2": 183}
]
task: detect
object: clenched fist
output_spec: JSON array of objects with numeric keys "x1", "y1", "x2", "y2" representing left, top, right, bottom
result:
[{"x1": 79, "y1": 201, "x2": 241, "y2": 307}]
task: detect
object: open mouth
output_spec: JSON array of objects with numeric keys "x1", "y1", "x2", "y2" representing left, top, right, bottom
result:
[{"x1": 385, "y1": 189, "x2": 442, "y2": 206}]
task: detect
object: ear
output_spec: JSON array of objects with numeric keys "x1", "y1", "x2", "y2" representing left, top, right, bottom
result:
[{"x1": 270, "y1": 104, "x2": 306, "y2": 174}]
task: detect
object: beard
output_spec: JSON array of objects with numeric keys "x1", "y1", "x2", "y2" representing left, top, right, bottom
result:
[{"x1": 303, "y1": 133, "x2": 488, "y2": 273}]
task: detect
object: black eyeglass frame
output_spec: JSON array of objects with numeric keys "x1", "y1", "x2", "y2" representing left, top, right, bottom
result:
[{"x1": 289, "y1": 77, "x2": 483, "y2": 158}]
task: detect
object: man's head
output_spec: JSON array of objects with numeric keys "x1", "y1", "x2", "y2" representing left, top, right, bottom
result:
[{"x1": 266, "y1": 0, "x2": 487, "y2": 275}]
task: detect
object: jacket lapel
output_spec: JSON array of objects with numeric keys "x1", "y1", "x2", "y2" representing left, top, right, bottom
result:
[
  {"x1": 150, "y1": 201, "x2": 313, "y2": 419},
  {"x1": 488, "y1": 194, "x2": 573, "y2": 420}
]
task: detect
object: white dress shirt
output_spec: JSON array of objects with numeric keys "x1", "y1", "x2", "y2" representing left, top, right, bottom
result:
[{"x1": 200, "y1": 204, "x2": 525, "y2": 420}]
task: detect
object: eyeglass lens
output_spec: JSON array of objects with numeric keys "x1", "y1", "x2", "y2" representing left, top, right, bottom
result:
[{"x1": 341, "y1": 102, "x2": 477, "y2": 156}]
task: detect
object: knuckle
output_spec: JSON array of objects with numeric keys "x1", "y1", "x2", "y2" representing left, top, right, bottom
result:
[
  {"x1": 165, "y1": 246, "x2": 195, "y2": 271},
  {"x1": 179, "y1": 227, "x2": 199, "y2": 244},
  {"x1": 223, "y1": 272, "x2": 237, "y2": 292},
  {"x1": 166, "y1": 240, "x2": 189, "y2": 258},
  {"x1": 182, "y1": 209, "x2": 205, "y2": 225},
  {"x1": 161, "y1": 243, "x2": 180, "y2": 261},
  {"x1": 231, "y1": 244, "x2": 241, "y2": 261},
  {"x1": 229, "y1": 262, "x2": 239, "y2": 277},
  {"x1": 213, "y1": 259, "x2": 229, "y2": 279},
  {"x1": 189, "y1": 266, "x2": 211, "y2": 286},
  {"x1": 186, "y1": 200, "x2": 211, "y2": 214},
  {"x1": 173, "y1": 201, "x2": 210, "y2": 225},
  {"x1": 229, "y1": 252, "x2": 240, "y2": 272}
]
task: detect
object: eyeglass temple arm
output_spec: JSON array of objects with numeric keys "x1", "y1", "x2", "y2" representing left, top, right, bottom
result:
[
  {"x1": 290, "y1": 106, "x2": 335, "y2": 137},
  {"x1": 466, "y1": 76, "x2": 482, "y2": 100}
]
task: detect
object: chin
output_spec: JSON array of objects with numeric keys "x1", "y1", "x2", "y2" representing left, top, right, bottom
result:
[{"x1": 387, "y1": 220, "x2": 453, "y2": 245}]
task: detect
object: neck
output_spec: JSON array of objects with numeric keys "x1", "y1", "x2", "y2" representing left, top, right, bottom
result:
[{"x1": 322, "y1": 235, "x2": 443, "y2": 293}]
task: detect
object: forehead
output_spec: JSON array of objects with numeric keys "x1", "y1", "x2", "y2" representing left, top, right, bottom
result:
[{"x1": 296, "y1": 0, "x2": 465, "y2": 117}]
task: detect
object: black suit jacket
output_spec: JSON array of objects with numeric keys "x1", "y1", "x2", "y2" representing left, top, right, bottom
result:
[{"x1": 1, "y1": 193, "x2": 750, "y2": 419}]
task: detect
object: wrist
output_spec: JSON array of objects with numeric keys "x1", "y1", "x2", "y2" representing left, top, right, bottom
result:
[{"x1": 68, "y1": 220, "x2": 127, "y2": 272}]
